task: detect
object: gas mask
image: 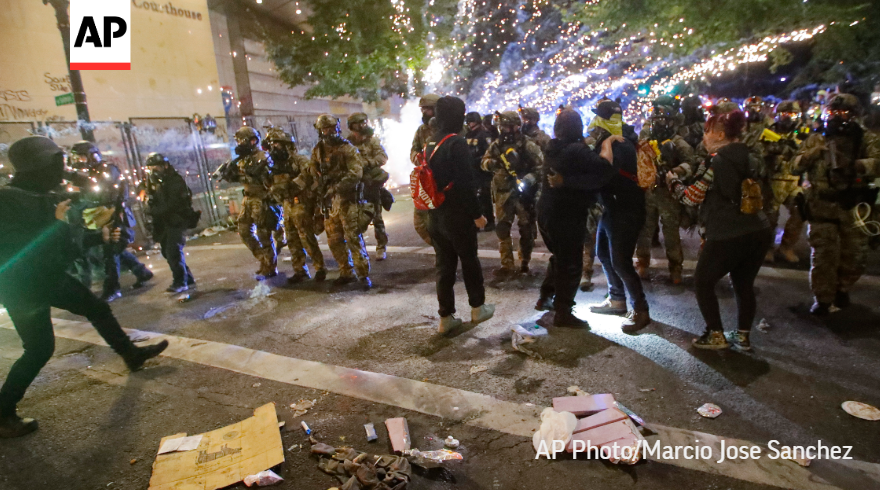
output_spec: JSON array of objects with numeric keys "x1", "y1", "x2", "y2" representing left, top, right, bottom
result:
[
  {"x1": 651, "y1": 118, "x2": 675, "y2": 142},
  {"x1": 269, "y1": 145, "x2": 289, "y2": 164},
  {"x1": 500, "y1": 126, "x2": 518, "y2": 145},
  {"x1": 235, "y1": 137, "x2": 256, "y2": 157},
  {"x1": 824, "y1": 110, "x2": 859, "y2": 139}
]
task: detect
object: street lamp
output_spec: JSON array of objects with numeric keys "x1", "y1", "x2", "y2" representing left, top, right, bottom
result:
[{"x1": 43, "y1": 0, "x2": 94, "y2": 141}]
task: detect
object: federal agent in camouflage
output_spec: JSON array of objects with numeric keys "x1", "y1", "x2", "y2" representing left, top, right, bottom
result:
[
  {"x1": 410, "y1": 94, "x2": 441, "y2": 246},
  {"x1": 482, "y1": 110, "x2": 544, "y2": 276},
  {"x1": 313, "y1": 114, "x2": 372, "y2": 289},
  {"x1": 349, "y1": 112, "x2": 390, "y2": 260},
  {"x1": 792, "y1": 94, "x2": 880, "y2": 315},
  {"x1": 267, "y1": 128, "x2": 326, "y2": 283},
  {"x1": 635, "y1": 103, "x2": 695, "y2": 283},
  {"x1": 519, "y1": 107, "x2": 551, "y2": 151},
  {"x1": 466, "y1": 111, "x2": 495, "y2": 231},
  {"x1": 217, "y1": 126, "x2": 280, "y2": 279}
]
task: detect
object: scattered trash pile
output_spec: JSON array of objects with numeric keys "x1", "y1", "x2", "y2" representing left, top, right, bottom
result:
[
  {"x1": 511, "y1": 323, "x2": 547, "y2": 359},
  {"x1": 533, "y1": 389, "x2": 646, "y2": 465},
  {"x1": 299, "y1": 415, "x2": 463, "y2": 490}
]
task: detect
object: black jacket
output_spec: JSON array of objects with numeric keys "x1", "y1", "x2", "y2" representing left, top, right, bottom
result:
[
  {"x1": 701, "y1": 142, "x2": 770, "y2": 240},
  {"x1": 594, "y1": 134, "x2": 645, "y2": 215},
  {"x1": 0, "y1": 186, "x2": 87, "y2": 299},
  {"x1": 148, "y1": 169, "x2": 193, "y2": 232},
  {"x1": 539, "y1": 138, "x2": 614, "y2": 214},
  {"x1": 427, "y1": 133, "x2": 482, "y2": 221}
]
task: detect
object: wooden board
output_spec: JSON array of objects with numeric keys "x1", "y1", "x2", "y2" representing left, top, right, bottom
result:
[{"x1": 148, "y1": 403, "x2": 284, "y2": 490}]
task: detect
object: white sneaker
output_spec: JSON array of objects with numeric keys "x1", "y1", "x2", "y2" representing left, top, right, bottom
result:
[
  {"x1": 438, "y1": 316, "x2": 463, "y2": 335},
  {"x1": 471, "y1": 304, "x2": 495, "y2": 324}
]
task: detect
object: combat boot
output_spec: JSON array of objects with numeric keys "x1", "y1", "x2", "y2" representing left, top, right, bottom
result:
[
  {"x1": 834, "y1": 291, "x2": 850, "y2": 308},
  {"x1": 359, "y1": 277, "x2": 373, "y2": 290},
  {"x1": 0, "y1": 414, "x2": 38, "y2": 439},
  {"x1": 554, "y1": 309, "x2": 589, "y2": 328},
  {"x1": 287, "y1": 272, "x2": 310, "y2": 284},
  {"x1": 635, "y1": 258, "x2": 650, "y2": 279},
  {"x1": 535, "y1": 296, "x2": 554, "y2": 311},
  {"x1": 622, "y1": 310, "x2": 651, "y2": 333},
  {"x1": 314, "y1": 269, "x2": 327, "y2": 282},
  {"x1": 132, "y1": 270, "x2": 154, "y2": 289},
  {"x1": 438, "y1": 315, "x2": 463, "y2": 335},
  {"x1": 764, "y1": 249, "x2": 775, "y2": 262},
  {"x1": 519, "y1": 263, "x2": 530, "y2": 275},
  {"x1": 123, "y1": 340, "x2": 169, "y2": 372},
  {"x1": 472, "y1": 304, "x2": 495, "y2": 324},
  {"x1": 493, "y1": 267, "x2": 515, "y2": 280},
  {"x1": 332, "y1": 275, "x2": 356, "y2": 287},
  {"x1": 778, "y1": 246, "x2": 799, "y2": 264},
  {"x1": 589, "y1": 298, "x2": 627, "y2": 316},
  {"x1": 670, "y1": 267, "x2": 683, "y2": 285}
]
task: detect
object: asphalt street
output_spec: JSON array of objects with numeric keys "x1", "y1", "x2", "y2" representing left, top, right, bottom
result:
[{"x1": 1, "y1": 193, "x2": 878, "y2": 490}]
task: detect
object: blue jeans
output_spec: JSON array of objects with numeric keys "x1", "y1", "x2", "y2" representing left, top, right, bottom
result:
[{"x1": 596, "y1": 207, "x2": 648, "y2": 311}]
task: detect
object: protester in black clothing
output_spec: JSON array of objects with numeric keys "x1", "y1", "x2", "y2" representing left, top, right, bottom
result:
[
  {"x1": 537, "y1": 109, "x2": 622, "y2": 327},
  {"x1": 667, "y1": 111, "x2": 772, "y2": 350},
  {"x1": 0, "y1": 137, "x2": 168, "y2": 438},
  {"x1": 585, "y1": 101, "x2": 651, "y2": 331},
  {"x1": 427, "y1": 97, "x2": 495, "y2": 335},
  {"x1": 465, "y1": 111, "x2": 495, "y2": 231},
  {"x1": 143, "y1": 153, "x2": 197, "y2": 293}
]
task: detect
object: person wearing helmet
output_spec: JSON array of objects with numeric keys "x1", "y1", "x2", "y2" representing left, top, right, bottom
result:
[
  {"x1": 465, "y1": 111, "x2": 495, "y2": 231},
  {"x1": 481, "y1": 110, "x2": 545, "y2": 278},
  {"x1": 635, "y1": 100, "x2": 695, "y2": 284},
  {"x1": 679, "y1": 95, "x2": 706, "y2": 149},
  {"x1": 792, "y1": 94, "x2": 880, "y2": 315},
  {"x1": 220, "y1": 126, "x2": 279, "y2": 280},
  {"x1": 67, "y1": 141, "x2": 152, "y2": 301},
  {"x1": 742, "y1": 96, "x2": 774, "y2": 154},
  {"x1": 0, "y1": 137, "x2": 168, "y2": 438},
  {"x1": 482, "y1": 114, "x2": 499, "y2": 140},
  {"x1": 519, "y1": 107, "x2": 551, "y2": 151},
  {"x1": 348, "y1": 113, "x2": 390, "y2": 260},
  {"x1": 267, "y1": 128, "x2": 326, "y2": 283},
  {"x1": 409, "y1": 94, "x2": 441, "y2": 246},
  {"x1": 762, "y1": 101, "x2": 808, "y2": 263},
  {"x1": 143, "y1": 153, "x2": 197, "y2": 292},
  {"x1": 312, "y1": 114, "x2": 372, "y2": 290}
]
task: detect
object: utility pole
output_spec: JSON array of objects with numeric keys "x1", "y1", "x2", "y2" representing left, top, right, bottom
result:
[{"x1": 43, "y1": 0, "x2": 94, "y2": 141}]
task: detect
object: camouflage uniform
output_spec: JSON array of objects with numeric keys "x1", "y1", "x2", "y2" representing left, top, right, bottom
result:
[
  {"x1": 792, "y1": 112, "x2": 880, "y2": 307},
  {"x1": 762, "y1": 122, "x2": 808, "y2": 255},
  {"x1": 635, "y1": 133, "x2": 695, "y2": 277},
  {"x1": 410, "y1": 94, "x2": 440, "y2": 246},
  {"x1": 482, "y1": 128, "x2": 544, "y2": 272},
  {"x1": 313, "y1": 134, "x2": 371, "y2": 280},
  {"x1": 231, "y1": 147, "x2": 279, "y2": 276},
  {"x1": 269, "y1": 131, "x2": 325, "y2": 278},
  {"x1": 582, "y1": 203, "x2": 603, "y2": 287},
  {"x1": 522, "y1": 122, "x2": 551, "y2": 152},
  {"x1": 351, "y1": 130, "x2": 389, "y2": 254}
]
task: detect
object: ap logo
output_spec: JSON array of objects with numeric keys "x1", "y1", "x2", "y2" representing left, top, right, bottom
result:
[{"x1": 70, "y1": 0, "x2": 131, "y2": 70}]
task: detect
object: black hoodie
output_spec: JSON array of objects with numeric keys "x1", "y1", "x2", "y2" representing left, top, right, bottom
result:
[
  {"x1": 427, "y1": 97, "x2": 482, "y2": 221},
  {"x1": 701, "y1": 142, "x2": 770, "y2": 240}
]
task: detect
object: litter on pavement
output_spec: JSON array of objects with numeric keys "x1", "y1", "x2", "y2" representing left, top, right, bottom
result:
[
  {"x1": 311, "y1": 439, "x2": 412, "y2": 489},
  {"x1": 697, "y1": 403, "x2": 723, "y2": 418},
  {"x1": 756, "y1": 318, "x2": 771, "y2": 332},
  {"x1": 469, "y1": 364, "x2": 489, "y2": 375},
  {"x1": 444, "y1": 435, "x2": 460, "y2": 448},
  {"x1": 243, "y1": 470, "x2": 283, "y2": 487},
  {"x1": 290, "y1": 398, "x2": 316, "y2": 417},
  {"x1": 841, "y1": 401, "x2": 880, "y2": 421},
  {"x1": 385, "y1": 417, "x2": 412, "y2": 454},
  {"x1": 364, "y1": 423, "x2": 378, "y2": 442},
  {"x1": 157, "y1": 435, "x2": 203, "y2": 455},
  {"x1": 148, "y1": 403, "x2": 284, "y2": 490}
]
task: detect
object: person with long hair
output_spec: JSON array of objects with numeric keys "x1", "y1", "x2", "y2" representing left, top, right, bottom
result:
[{"x1": 666, "y1": 111, "x2": 773, "y2": 350}]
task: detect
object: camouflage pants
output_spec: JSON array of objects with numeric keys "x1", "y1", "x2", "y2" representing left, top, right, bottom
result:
[
  {"x1": 807, "y1": 208, "x2": 869, "y2": 304},
  {"x1": 583, "y1": 204, "x2": 602, "y2": 281},
  {"x1": 282, "y1": 200, "x2": 325, "y2": 276},
  {"x1": 636, "y1": 187, "x2": 683, "y2": 272},
  {"x1": 371, "y1": 202, "x2": 388, "y2": 252},
  {"x1": 238, "y1": 196, "x2": 278, "y2": 274},
  {"x1": 494, "y1": 191, "x2": 536, "y2": 270},
  {"x1": 769, "y1": 177, "x2": 804, "y2": 250},
  {"x1": 326, "y1": 197, "x2": 370, "y2": 279},
  {"x1": 414, "y1": 209, "x2": 431, "y2": 245}
]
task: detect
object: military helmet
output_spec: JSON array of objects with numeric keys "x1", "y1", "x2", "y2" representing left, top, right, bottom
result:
[
  {"x1": 266, "y1": 128, "x2": 296, "y2": 145},
  {"x1": 653, "y1": 95, "x2": 676, "y2": 109},
  {"x1": 711, "y1": 98, "x2": 740, "y2": 116},
  {"x1": 234, "y1": 126, "x2": 261, "y2": 144},
  {"x1": 418, "y1": 93, "x2": 440, "y2": 108},
  {"x1": 347, "y1": 112, "x2": 368, "y2": 128},
  {"x1": 70, "y1": 140, "x2": 99, "y2": 156},
  {"x1": 826, "y1": 94, "x2": 860, "y2": 114},
  {"x1": 315, "y1": 114, "x2": 340, "y2": 130},
  {"x1": 744, "y1": 96, "x2": 763, "y2": 109},
  {"x1": 650, "y1": 105, "x2": 677, "y2": 120},
  {"x1": 519, "y1": 107, "x2": 540, "y2": 121},
  {"x1": 496, "y1": 110, "x2": 521, "y2": 127},
  {"x1": 681, "y1": 95, "x2": 703, "y2": 112},
  {"x1": 775, "y1": 101, "x2": 801, "y2": 115},
  {"x1": 144, "y1": 152, "x2": 170, "y2": 167},
  {"x1": 465, "y1": 111, "x2": 483, "y2": 124}
]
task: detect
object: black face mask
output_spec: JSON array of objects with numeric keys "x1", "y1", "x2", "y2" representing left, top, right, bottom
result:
[
  {"x1": 270, "y1": 148, "x2": 289, "y2": 163},
  {"x1": 235, "y1": 142, "x2": 255, "y2": 157},
  {"x1": 422, "y1": 112, "x2": 433, "y2": 125},
  {"x1": 521, "y1": 122, "x2": 536, "y2": 134},
  {"x1": 500, "y1": 131, "x2": 517, "y2": 145},
  {"x1": 824, "y1": 117, "x2": 861, "y2": 139},
  {"x1": 775, "y1": 117, "x2": 797, "y2": 133},
  {"x1": 651, "y1": 120, "x2": 675, "y2": 141}
]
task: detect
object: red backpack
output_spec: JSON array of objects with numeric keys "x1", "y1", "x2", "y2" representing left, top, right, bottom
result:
[{"x1": 410, "y1": 134, "x2": 455, "y2": 210}]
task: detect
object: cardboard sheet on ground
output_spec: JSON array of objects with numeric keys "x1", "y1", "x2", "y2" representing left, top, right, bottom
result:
[{"x1": 148, "y1": 403, "x2": 284, "y2": 490}]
